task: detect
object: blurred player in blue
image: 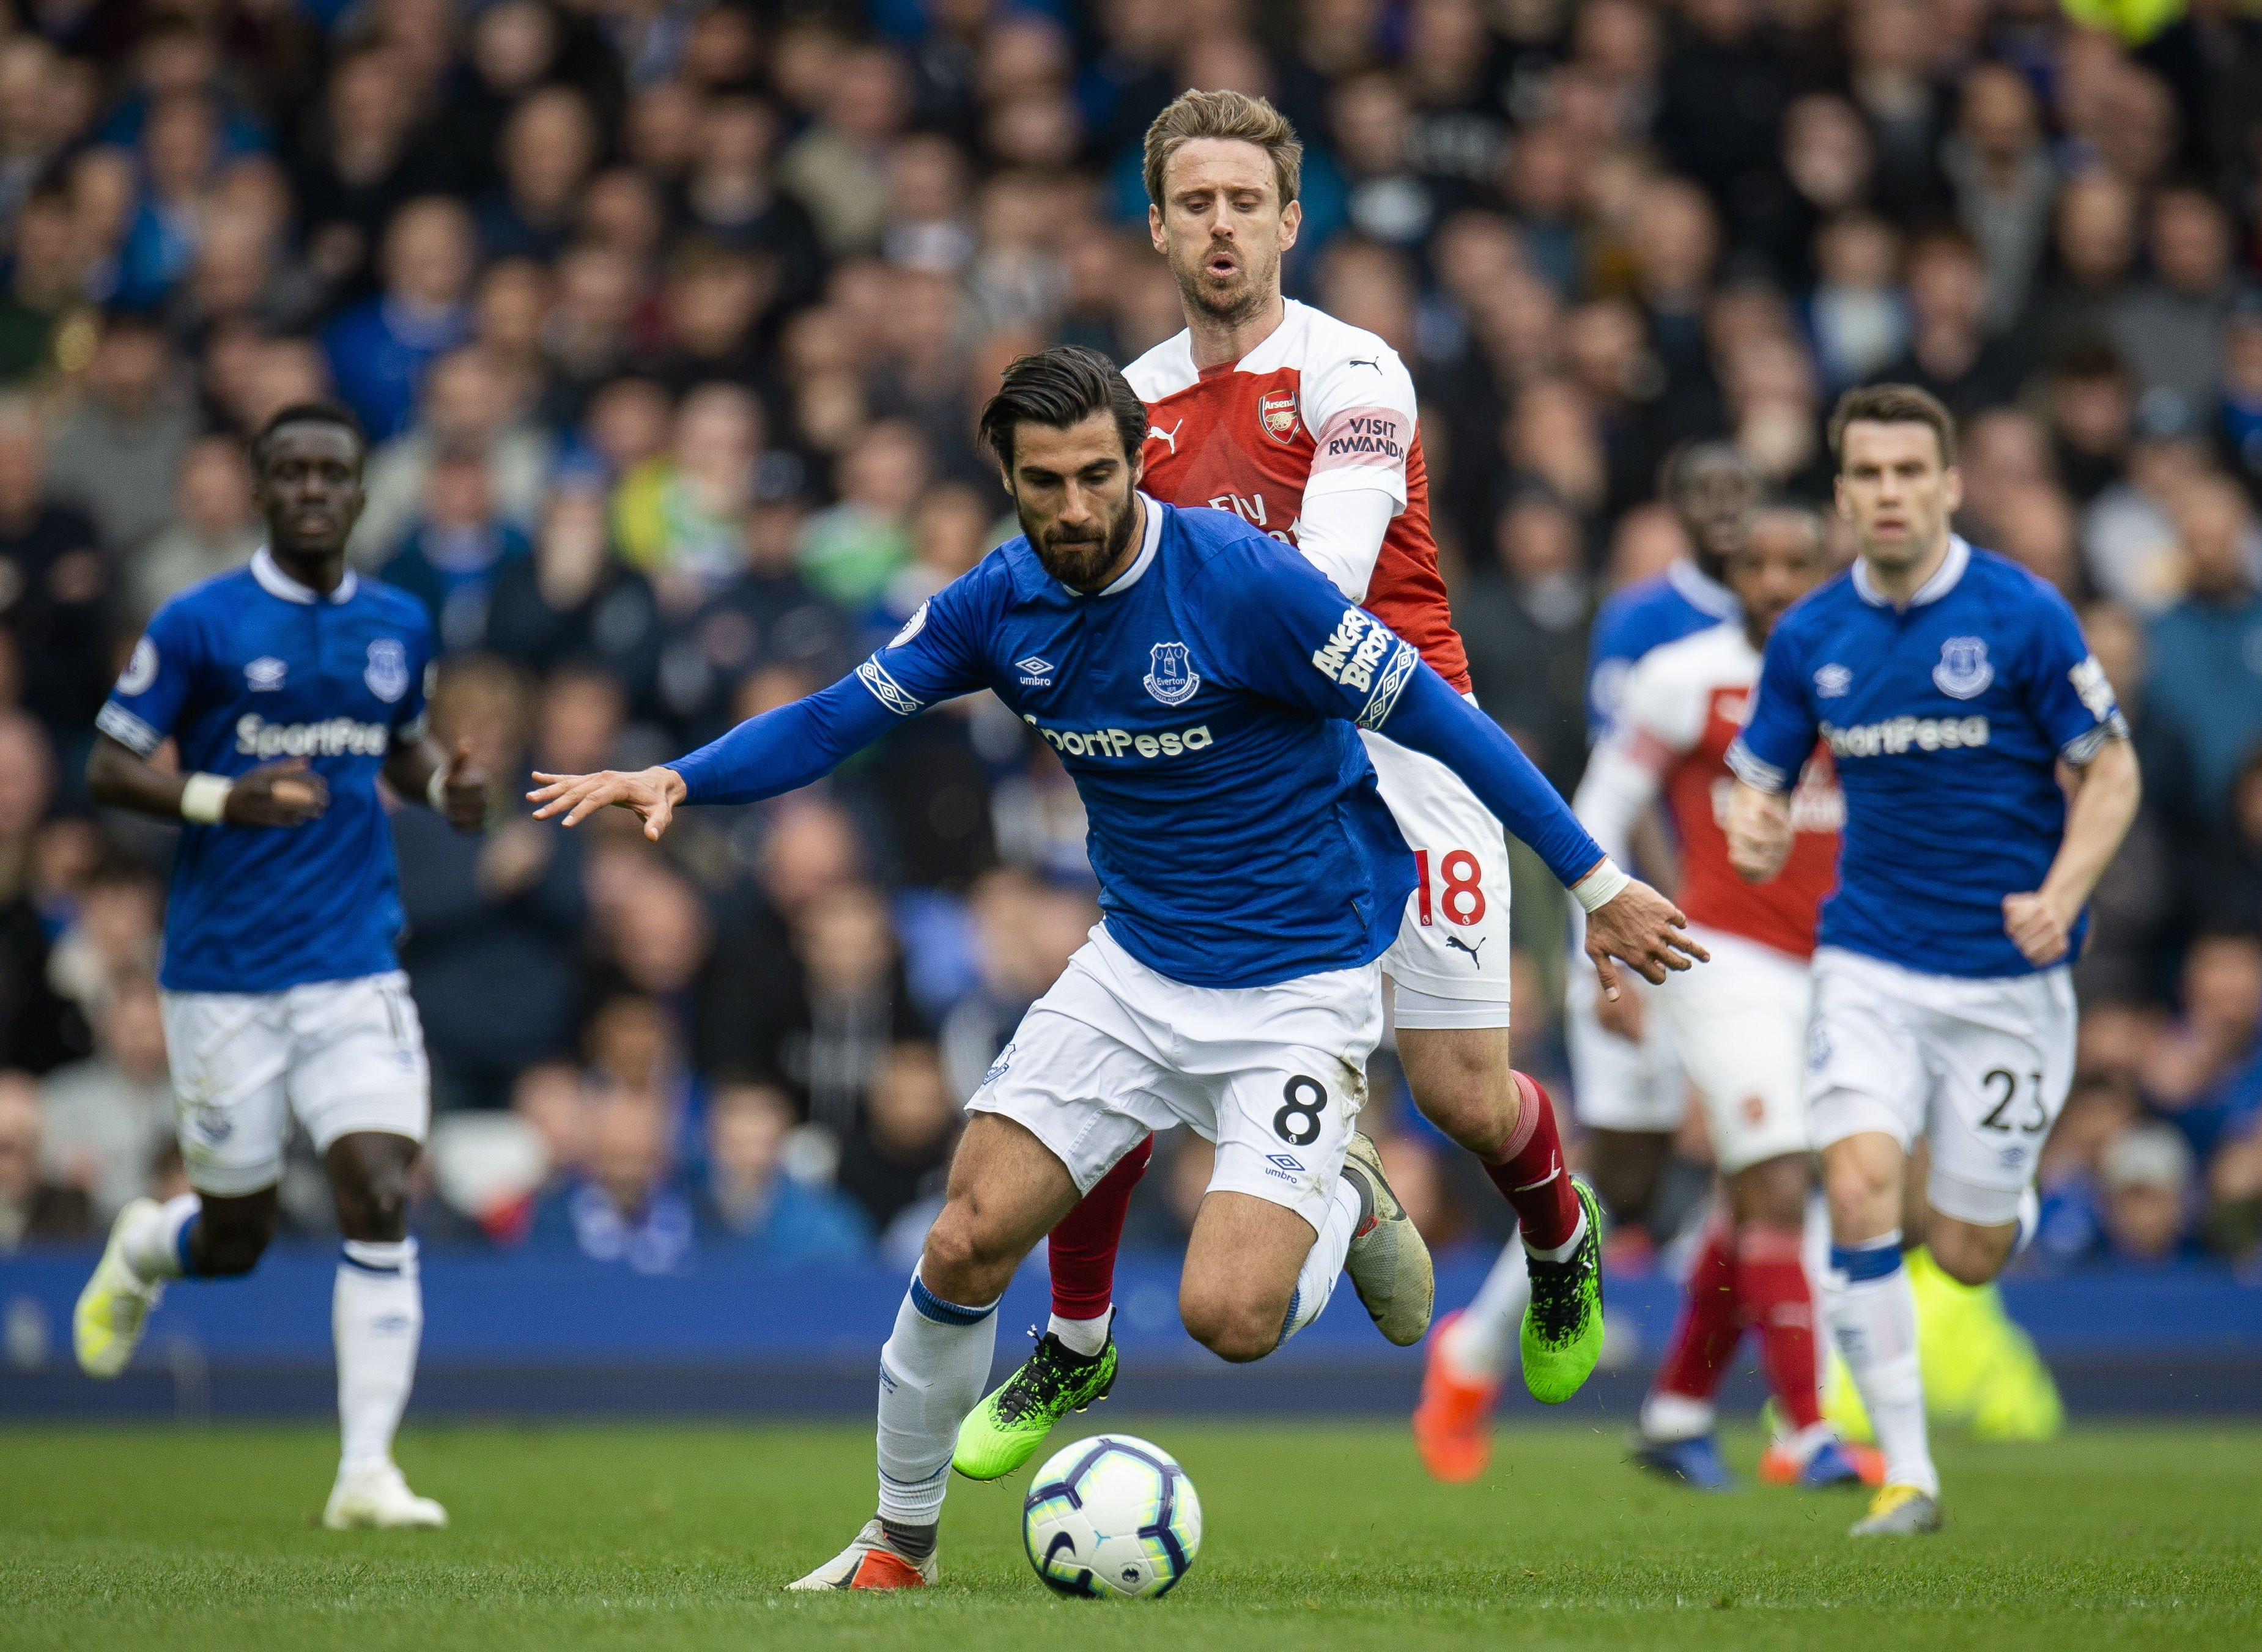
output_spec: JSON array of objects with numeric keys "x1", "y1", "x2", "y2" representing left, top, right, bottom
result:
[
  {"x1": 1726, "y1": 385, "x2": 2140, "y2": 1535},
  {"x1": 530, "y1": 347, "x2": 1704, "y2": 1590},
  {"x1": 72, "y1": 402, "x2": 489, "y2": 1528}
]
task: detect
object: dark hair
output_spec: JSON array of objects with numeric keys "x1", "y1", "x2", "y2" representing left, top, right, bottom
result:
[
  {"x1": 1828, "y1": 383, "x2": 1957, "y2": 469},
  {"x1": 251, "y1": 400, "x2": 366, "y2": 473},
  {"x1": 1660, "y1": 438, "x2": 1759, "y2": 502},
  {"x1": 977, "y1": 346, "x2": 1148, "y2": 474}
]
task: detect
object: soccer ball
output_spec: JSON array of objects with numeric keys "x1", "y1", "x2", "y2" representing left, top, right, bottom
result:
[{"x1": 1021, "y1": 1434, "x2": 1202, "y2": 1599}]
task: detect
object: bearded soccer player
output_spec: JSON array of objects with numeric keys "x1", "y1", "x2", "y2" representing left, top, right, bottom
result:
[
  {"x1": 72, "y1": 402, "x2": 487, "y2": 1527},
  {"x1": 1575, "y1": 504, "x2": 1870, "y2": 1492},
  {"x1": 1726, "y1": 385, "x2": 2139, "y2": 1535},
  {"x1": 529, "y1": 348, "x2": 1699, "y2": 1587},
  {"x1": 949, "y1": 89, "x2": 1629, "y2": 1482}
]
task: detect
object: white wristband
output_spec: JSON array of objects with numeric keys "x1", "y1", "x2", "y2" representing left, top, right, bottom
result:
[
  {"x1": 179, "y1": 773, "x2": 233, "y2": 825},
  {"x1": 426, "y1": 767, "x2": 450, "y2": 813},
  {"x1": 1570, "y1": 858, "x2": 1632, "y2": 914}
]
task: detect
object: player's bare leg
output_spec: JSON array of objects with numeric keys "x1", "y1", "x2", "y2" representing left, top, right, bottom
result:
[
  {"x1": 322, "y1": 1131, "x2": 445, "y2": 1530},
  {"x1": 1820, "y1": 1131, "x2": 1943, "y2": 1535},
  {"x1": 796, "y1": 1114, "x2": 1079, "y2": 1590},
  {"x1": 1409, "y1": 1026, "x2": 1605, "y2": 1478}
]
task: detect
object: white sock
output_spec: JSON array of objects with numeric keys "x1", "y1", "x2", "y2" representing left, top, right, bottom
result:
[
  {"x1": 876, "y1": 1270, "x2": 1000, "y2": 1527},
  {"x1": 1639, "y1": 1388, "x2": 1715, "y2": 1442},
  {"x1": 122, "y1": 1193, "x2": 200, "y2": 1281},
  {"x1": 1442, "y1": 1233, "x2": 1529, "y2": 1382},
  {"x1": 1824, "y1": 1234, "x2": 1938, "y2": 1498},
  {"x1": 1526, "y1": 1204, "x2": 1587, "y2": 1264},
  {"x1": 335, "y1": 1239, "x2": 423, "y2": 1475},
  {"x1": 1279, "y1": 1176, "x2": 1364, "y2": 1344},
  {"x1": 1048, "y1": 1309, "x2": 1111, "y2": 1358}
]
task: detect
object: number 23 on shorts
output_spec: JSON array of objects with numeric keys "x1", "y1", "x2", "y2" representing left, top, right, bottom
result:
[{"x1": 1412, "y1": 848, "x2": 1486, "y2": 927}]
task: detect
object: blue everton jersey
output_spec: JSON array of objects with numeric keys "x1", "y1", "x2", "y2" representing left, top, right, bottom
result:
[
  {"x1": 832, "y1": 498, "x2": 1421, "y2": 988},
  {"x1": 1586, "y1": 559, "x2": 1737, "y2": 737},
  {"x1": 1729, "y1": 539, "x2": 2127, "y2": 979},
  {"x1": 97, "y1": 550, "x2": 435, "y2": 994}
]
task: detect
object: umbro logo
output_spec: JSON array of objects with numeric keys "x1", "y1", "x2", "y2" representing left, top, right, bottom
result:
[
  {"x1": 245, "y1": 656, "x2": 287, "y2": 691},
  {"x1": 1266, "y1": 1153, "x2": 1305, "y2": 1173},
  {"x1": 1814, "y1": 663, "x2": 1852, "y2": 698},
  {"x1": 1014, "y1": 656, "x2": 1054, "y2": 686}
]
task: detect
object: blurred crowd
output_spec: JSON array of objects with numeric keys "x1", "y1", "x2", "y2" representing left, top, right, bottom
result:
[{"x1": 2, "y1": 0, "x2": 2262, "y2": 1277}]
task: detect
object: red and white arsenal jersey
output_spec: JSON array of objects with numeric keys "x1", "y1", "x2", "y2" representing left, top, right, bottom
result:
[
  {"x1": 1616, "y1": 624, "x2": 1842, "y2": 959},
  {"x1": 1123, "y1": 300, "x2": 1471, "y2": 691}
]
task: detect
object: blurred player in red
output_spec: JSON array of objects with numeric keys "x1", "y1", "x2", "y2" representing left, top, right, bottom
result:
[
  {"x1": 950, "y1": 88, "x2": 1660, "y2": 1481},
  {"x1": 1575, "y1": 504, "x2": 1874, "y2": 1489}
]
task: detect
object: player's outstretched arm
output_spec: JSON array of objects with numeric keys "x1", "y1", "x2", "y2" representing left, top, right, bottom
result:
[
  {"x1": 2003, "y1": 735, "x2": 2141, "y2": 965},
  {"x1": 86, "y1": 734, "x2": 330, "y2": 827},
  {"x1": 528, "y1": 765, "x2": 686, "y2": 839}
]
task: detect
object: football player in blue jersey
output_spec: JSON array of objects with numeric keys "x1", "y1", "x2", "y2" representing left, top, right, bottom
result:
[
  {"x1": 71, "y1": 402, "x2": 488, "y2": 1529},
  {"x1": 530, "y1": 347, "x2": 1704, "y2": 1590},
  {"x1": 1726, "y1": 384, "x2": 2141, "y2": 1536}
]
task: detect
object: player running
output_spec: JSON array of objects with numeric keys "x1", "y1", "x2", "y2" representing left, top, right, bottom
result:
[
  {"x1": 1726, "y1": 385, "x2": 2140, "y2": 1535},
  {"x1": 72, "y1": 401, "x2": 487, "y2": 1528},
  {"x1": 1414, "y1": 441, "x2": 1757, "y2": 1480},
  {"x1": 953, "y1": 88, "x2": 1628, "y2": 1486},
  {"x1": 528, "y1": 347, "x2": 1701, "y2": 1588},
  {"x1": 1578, "y1": 504, "x2": 1867, "y2": 1491}
]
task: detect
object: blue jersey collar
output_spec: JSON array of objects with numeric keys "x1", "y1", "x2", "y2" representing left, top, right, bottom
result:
[
  {"x1": 252, "y1": 547, "x2": 358, "y2": 605},
  {"x1": 1004, "y1": 492, "x2": 1164, "y2": 602},
  {"x1": 1667, "y1": 557, "x2": 1738, "y2": 619},
  {"x1": 1853, "y1": 534, "x2": 1968, "y2": 609}
]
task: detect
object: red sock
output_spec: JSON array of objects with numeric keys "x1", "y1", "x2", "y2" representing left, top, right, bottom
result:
[
  {"x1": 1046, "y1": 1135, "x2": 1154, "y2": 1321},
  {"x1": 1653, "y1": 1215, "x2": 1743, "y2": 1400},
  {"x1": 1735, "y1": 1224, "x2": 1822, "y2": 1430},
  {"x1": 1482, "y1": 1071, "x2": 1583, "y2": 1252}
]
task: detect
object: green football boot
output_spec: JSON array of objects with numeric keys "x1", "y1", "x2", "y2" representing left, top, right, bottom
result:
[
  {"x1": 953, "y1": 1324, "x2": 1118, "y2": 1481},
  {"x1": 1520, "y1": 1176, "x2": 1606, "y2": 1404}
]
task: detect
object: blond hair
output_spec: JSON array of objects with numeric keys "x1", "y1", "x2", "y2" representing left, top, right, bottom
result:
[{"x1": 1142, "y1": 88, "x2": 1303, "y2": 210}]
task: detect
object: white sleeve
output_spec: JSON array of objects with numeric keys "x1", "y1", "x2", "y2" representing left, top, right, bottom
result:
[
  {"x1": 1570, "y1": 647, "x2": 1704, "y2": 865},
  {"x1": 1294, "y1": 485, "x2": 1397, "y2": 602},
  {"x1": 1570, "y1": 732, "x2": 1662, "y2": 869},
  {"x1": 1301, "y1": 345, "x2": 1417, "y2": 512}
]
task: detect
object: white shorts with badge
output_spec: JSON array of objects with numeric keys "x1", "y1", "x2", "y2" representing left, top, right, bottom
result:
[
  {"x1": 1564, "y1": 958, "x2": 1685, "y2": 1134},
  {"x1": 1657, "y1": 926, "x2": 1812, "y2": 1174},
  {"x1": 1803, "y1": 946, "x2": 2076, "y2": 1226},
  {"x1": 1361, "y1": 722, "x2": 1513, "y2": 1029},
  {"x1": 968, "y1": 926, "x2": 1380, "y2": 1234},
  {"x1": 161, "y1": 970, "x2": 432, "y2": 1197}
]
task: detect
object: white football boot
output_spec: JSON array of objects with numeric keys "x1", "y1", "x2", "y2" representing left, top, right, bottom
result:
[
  {"x1": 323, "y1": 1461, "x2": 449, "y2": 1530},
  {"x1": 786, "y1": 1519, "x2": 935, "y2": 1590},
  {"x1": 74, "y1": 1197, "x2": 164, "y2": 1378}
]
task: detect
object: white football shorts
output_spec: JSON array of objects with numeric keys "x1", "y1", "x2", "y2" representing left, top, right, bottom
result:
[
  {"x1": 1362, "y1": 719, "x2": 1512, "y2": 1028},
  {"x1": 1564, "y1": 954, "x2": 1685, "y2": 1134},
  {"x1": 1657, "y1": 926, "x2": 1812, "y2": 1174},
  {"x1": 1803, "y1": 946, "x2": 2076, "y2": 1226},
  {"x1": 161, "y1": 970, "x2": 432, "y2": 1197},
  {"x1": 968, "y1": 925, "x2": 1380, "y2": 1234}
]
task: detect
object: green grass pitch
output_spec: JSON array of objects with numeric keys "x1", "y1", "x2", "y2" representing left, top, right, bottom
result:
[{"x1": 4, "y1": 1420, "x2": 2256, "y2": 1651}]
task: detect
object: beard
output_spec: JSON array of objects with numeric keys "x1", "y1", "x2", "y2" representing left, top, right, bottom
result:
[
  {"x1": 1169, "y1": 238, "x2": 1276, "y2": 330},
  {"x1": 1024, "y1": 490, "x2": 1140, "y2": 591}
]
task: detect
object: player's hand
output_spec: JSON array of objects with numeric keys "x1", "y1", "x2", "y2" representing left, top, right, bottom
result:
[
  {"x1": 1724, "y1": 782, "x2": 1793, "y2": 883},
  {"x1": 439, "y1": 738, "x2": 490, "y2": 833},
  {"x1": 224, "y1": 758, "x2": 328, "y2": 827},
  {"x1": 527, "y1": 765, "x2": 686, "y2": 840},
  {"x1": 1584, "y1": 877, "x2": 1708, "y2": 998},
  {"x1": 1595, "y1": 977, "x2": 1645, "y2": 1041},
  {"x1": 2003, "y1": 890, "x2": 2075, "y2": 966}
]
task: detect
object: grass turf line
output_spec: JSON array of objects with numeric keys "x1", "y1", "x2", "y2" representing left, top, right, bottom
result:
[{"x1": 2, "y1": 1420, "x2": 2256, "y2": 1651}]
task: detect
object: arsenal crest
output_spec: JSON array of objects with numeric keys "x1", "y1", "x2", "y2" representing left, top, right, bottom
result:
[
  {"x1": 1257, "y1": 388, "x2": 1301, "y2": 444},
  {"x1": 1143, "y1": 641, "x2": 1200, "y2": 706}
]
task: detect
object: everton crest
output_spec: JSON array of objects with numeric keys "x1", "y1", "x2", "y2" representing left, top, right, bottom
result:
[
  {"x1": 1143, "y1": 641, "x2": 1200, "y2": 706},
  {"x1": 365, "y1": 637, "x2": 410, "y2": 702},
  {"x1": 1931, "y1": 635, "x2": 1992, "y2": 700},
  {"x1": 1257, "y1": 388, "x2": 1300, "y2": 444}
]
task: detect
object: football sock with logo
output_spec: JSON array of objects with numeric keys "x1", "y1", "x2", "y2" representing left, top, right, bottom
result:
[
  {"x1": 1739, "y1": 1224, "x2": 1824, "y2": 1432},
  {"x1": 1825, "y1": 1234, "x2": 1938, "y2": 1497},
  {"x1": 1279, "y1": 1175, "x2": 1364, "y2": 1346},
  {"x1": 1045, "y1": 1135, "x2": 1153, "y2": 1330},
  {"x1": 1440, "y1": 1234, "x2": 1529, "y2": 1382},
  {"x1": 336, "y1": 1239, "x2": 423, "y2": 1473},
  {"x1": 122, "y1": 1193, "x2": 202, "y2": 1281},
  {"x1": 1641, "y1": 1215, "x2": 1742, "y2": 1439},
  {"x1": 876, "y1": 1272, "x2": 1000, "y2": 1530},
  {"x1": 1482, "y1": 1071, "x2": 1582, "y2": 1253}
]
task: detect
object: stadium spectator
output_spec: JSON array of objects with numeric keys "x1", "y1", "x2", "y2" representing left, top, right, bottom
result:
[
  {"x1": 525, "y1": 1087, "x2": 700, "y2": 1275},
  {"x1": 2099, "y1": 1123, "x2": 2200, "y2": 1264},
  {"x1": 0, "y1": 402, "x2": 114, "y2": 747},
  {"x1": 321, "y1": 196, "x2": 477, "y2": 441},
  {"x1": 128, "y1": 435, "x2": 261, "y2": 624},
  {"x1": 37, "y1": 970, "x2": 171, "y2": 1222},
  {"x1": 0, "y1": 1071, "x2": 91, "y2": 1249},
  {"x1": 700, "y1": 1081, "x2": 870, "y2": 1261}
]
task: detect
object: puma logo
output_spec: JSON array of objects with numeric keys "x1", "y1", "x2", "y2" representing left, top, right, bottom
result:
[
  {"x1": 1147, "y1": 419, "x2": 1184, "y2": 454},
  {"x1": 1445, "y1": 934, "x2": 1485, "y2": 970},
  {"x1": 1348, "y1": 358, "x2": 1381, "y2": 371}
]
